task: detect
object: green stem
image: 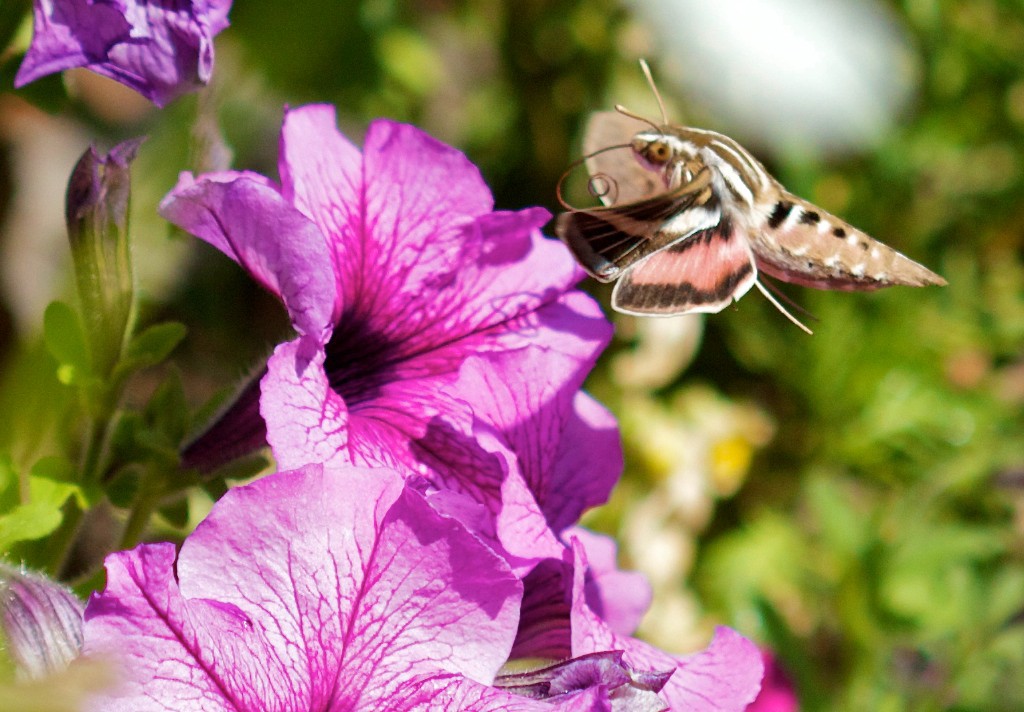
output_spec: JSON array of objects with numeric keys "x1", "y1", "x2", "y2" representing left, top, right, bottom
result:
[
  {"x1": 79, "y1": 415, "x2": 106, "y2": 486},
  {"x1": 119, "y1": 470, "x2": 163, "y2": 550},
  {"x1": 55, "y1": 398, "x2": 117, "y2": 576},
  {"x1": 41, "y1": 499, "x2": 85, "y2": 579}
]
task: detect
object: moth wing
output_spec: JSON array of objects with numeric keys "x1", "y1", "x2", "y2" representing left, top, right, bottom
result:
[
  {"x1": 612, "y1": 218, "x2": 757, "y2": 316},
  {"x1": 556, "y1": 169, "x2": 719, "y2": 282},
  {"x1": 583, "y1": 111, "x2": 663, "y2": 205},
  {"x1": 751, "y1": 193, "x2": 946, "y2": 291}
]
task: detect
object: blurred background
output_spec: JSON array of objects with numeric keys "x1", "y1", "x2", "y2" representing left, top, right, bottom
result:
[{"x1": 1, "y1": 1, "x2": 1023, "y2": 709}]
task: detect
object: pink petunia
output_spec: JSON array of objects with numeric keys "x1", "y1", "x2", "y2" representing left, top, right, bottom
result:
[
  {"x1": 511, "y1": 536, "x2": 764, "y2": 711},
  {"x1": 15, "y1": 0, "x2": 232, "y2": 106},
  {"x1": 82, "y1": 465, "x2": 671, "y2": 711},
  {"x1": 568, "y1": 539, "x2": 765, "y2": 711},
  {"x1": 160, "y1": 107, "x2": 618, "y2": 569},
  {"x1": 84, "y1": 465, "x2": 524, "y2": 710}
]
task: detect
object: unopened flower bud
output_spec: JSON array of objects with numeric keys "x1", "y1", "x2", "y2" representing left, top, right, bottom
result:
[
  {"x1": 0, "y1": 563, "x2": 84, "y2": 680},
  {"x1": 65, "y1": 139, "x2": 143, "y2": 376}
]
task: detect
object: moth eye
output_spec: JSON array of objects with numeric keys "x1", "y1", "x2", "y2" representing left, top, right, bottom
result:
[{"x1": 646, "y1": 141, "x2": 672, "y2": 164}]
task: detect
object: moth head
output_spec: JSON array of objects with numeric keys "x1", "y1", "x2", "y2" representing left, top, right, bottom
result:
[
  {"x1": 630, "y1": 131, "x2": 701, "y2": 186},
  {"x1": 631, "y1": 133, "x2": 674, "y2": 166},
  {"x1": 633, "y1": 129, "x2": 699, "y2": 161}
]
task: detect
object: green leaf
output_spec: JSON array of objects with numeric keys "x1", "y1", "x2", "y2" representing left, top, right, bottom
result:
[
  {"x1": 0, "y1": 476, "x2": 82, "y2": 553},
  {"x1": 42, "y1": 301, "x2": 90, "y2": 384},
  {"x1": 29, "y1": 456, "x2": 76, "y2": 484},
  {"x1": 131, "y1": 428, "x2": 180, "y2": 467},
  {"x1": 114, "y1": 321, "x2": 186, "y2": 378},
  {"x1": 105, "y1": 467, "x2": 140, "y2": 509},
  {"x1": 0, "y1": 341, "x2": 72, "y2": 460},
  {"x1": 0, "y1": 455, "x2": 16, "y2": 512},
  {"x1": 158, "y1": 496, "x2": 190, "y2": 529},
  {"x1": 806, "y1": 474, "x2": 871, "y2": 557},
  {"x1": 145, "y1": 367, "x2": 189, "y2": 445}
]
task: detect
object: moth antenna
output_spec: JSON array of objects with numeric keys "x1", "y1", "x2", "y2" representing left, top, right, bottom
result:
[
  {"x1": 613, "y1": 104, "x2": 661, "y2": 133},
  {"x1": 638, "y1": 58, "x2": 669, "y2": 125},
  {"x1": 557, "y1": 142, "x2": 634, "y2": 210},
  {"x1": 753, "y1": 279, "x2": 814, "y2": 335}
]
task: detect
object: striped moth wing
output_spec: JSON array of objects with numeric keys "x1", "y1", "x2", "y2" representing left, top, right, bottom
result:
[
  {"x1": 611, "y1": 217, "x2": 758, "y2": 315},
  {"x1": 555, "y1": 168, "x2": 719, "y2": 282},
  {"x1": 556, "y1": 110, "x2": 715, "y2": 281},
  {"x1": 557, "y1": 112, "x2": 753, "y2": 315}
]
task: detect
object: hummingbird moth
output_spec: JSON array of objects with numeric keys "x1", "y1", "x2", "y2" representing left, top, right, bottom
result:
[{"x1": 556, "y1": 61, "x2": 946, "y2": 333}]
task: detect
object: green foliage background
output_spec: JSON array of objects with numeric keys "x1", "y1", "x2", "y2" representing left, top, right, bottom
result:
[{"x1": 1, "y1": 1, "x2": 1023, "y2": 710}]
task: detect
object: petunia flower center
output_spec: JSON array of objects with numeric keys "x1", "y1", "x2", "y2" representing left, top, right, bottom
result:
[{"x1": 323, "y1": 313, "x2": 400, "y2": 408}]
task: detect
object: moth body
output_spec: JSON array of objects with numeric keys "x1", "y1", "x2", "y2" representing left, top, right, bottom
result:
[{"x1": 556, "y1": 109, "x2": 945, "y2": 332}]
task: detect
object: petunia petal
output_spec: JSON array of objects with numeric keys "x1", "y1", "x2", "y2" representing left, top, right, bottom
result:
[
  {"x1": 495, "y1": 651, "x2": 670, "y2": 711},
  {"x1": 544, "y1": 393, "x2": 622, "y2": 532},
  {"x1": 277, "y1": 104, "x2": 363, "y2": 324},
  {"x1": 387, "y1": 673, "x2": 600, "y2": 711},
  {"x1": 280, "y1": 108, "x2": 575, "y2": 349},
  {"x1": 84, "y1": 464, "x2": 523, "y2": 710},
  {"x1": 568, "y1": 540, "x2": 764, "y2": 712},
  {"x1": 512, "y1": 556, "x2": 573, "y2": 661},
  {"x1": 160, "y1": 171, "x2": 336, "y2": 345},
  {"x1": 83, "y1": 542, "x2": 278, "y2": 711},
  {"x1": 444, "y1": 291, "x2": 619, "y2": 534},
  {"x1": 352, "y1": 120, "x2": 496, "y2": 331},
  {"x1": 260, "y1": 340, "x2": 349, "y2": 471},
  {"x1": 413, "y1": 420, "x2": 565, "y2": 574},
  {"x1": 16, "y1": 0, "x2": 232, "y2": 106},
  {"x1": 511, "y1": 532, "x2": 650, "y2": 662},
  {"x1": 747, "y1": 650, "x2": 799, "y2": 712},
  {"x1": 564, "y1": 528, "x2": 651, "y2": 638},
  {"x1": 15, "y1": 0, "x2": 132, "y2": 88}
]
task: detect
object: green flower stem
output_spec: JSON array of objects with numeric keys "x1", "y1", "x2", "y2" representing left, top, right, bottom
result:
[
  {"x1": 78, "y1": 414, "x2": 106, "y2": 488},
  {"x1": 41, "y1": 499, "x2": 85, "y2": 579},
  {"x1": 119, "y1": 470, "x2": 164, "y2": 551}
]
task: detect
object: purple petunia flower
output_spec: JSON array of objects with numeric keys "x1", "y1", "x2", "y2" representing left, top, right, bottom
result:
[
  {"x1": 159, "y1": 106, "x2": 618, "y2": 569},
  {"x1": 568, "y1": 540, "x2": 764, "y2": 711},
  {"x1": 15, "y1": 0, "x2": 232, "y2": 107},
  {"x1": 513, "y1": 537, "x2": 764, "y2": 711},
  {"x1": 81, "y1": 464, "x2": 671, "y2": 711}
]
